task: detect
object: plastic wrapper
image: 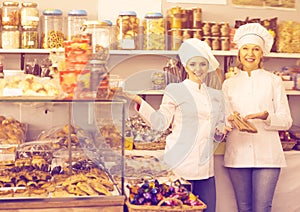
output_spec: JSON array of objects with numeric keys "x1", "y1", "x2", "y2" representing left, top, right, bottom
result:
[
  {"x1": 0, "y1": 115, "x2": 27, "y2": 145},
  {"x1": 0, "y1": 74, "x2": 63, "y2": 97},
  {"x1": 276, "y1": 21, "x2": 300, "y2": 53},
  {"x1": 37, "y1": 124, "x2": 95, "y2": 150}
]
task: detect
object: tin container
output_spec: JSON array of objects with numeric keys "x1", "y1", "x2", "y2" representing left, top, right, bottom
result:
[
  {"x1": 220, "y1": 37, "x2": 230, "y2": 51},
  {"x1": 220, "y1": 22, "x2": 230, "y2": 37},
  {"x1": 211, "y1": 37, "x2": 220, "y2": 50},
  {"x1": 202, "y1": 22, "x2": 211, "y2": 36},
  {"x1": 67, "y1": 9, "x2": 88, "y2": 40},
  {"x1": 203, "y1": 36, "x2": 212, "y2": 48},
  {"x1": 21, "y1": 2, "x2": 39, "y2": 27},
  {"x1": 143, "y1": 12, "x2": 165, "y2": 50},
  {"x1": 181, "y1": 9, "x2": 192, "y2": 29},
  {"x1": 169, "y1": 29, "x2": 182, "y2": 50},
  {"x1": 192, "y1": 7, "x2": 202, "y2": 29},
  {"x1": 210, "y1": 22, "x2": 220, "y2": 37},
  {"x1": 2, "y1": 1, "x2": 20, "y2": 26},
  {"x1": 192, "y1": 29, "x2": 202, "y2": 39},
  {"x1": 41, "y1": 9, "x2": 65, "y2": 49},
  {"x1": 116, "y1": 11, "x2": 139, "y2": 50}
]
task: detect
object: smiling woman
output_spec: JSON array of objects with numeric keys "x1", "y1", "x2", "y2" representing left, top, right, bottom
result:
[{"x1": 222, "y1": 23, "x2": 293, "y2": 212}]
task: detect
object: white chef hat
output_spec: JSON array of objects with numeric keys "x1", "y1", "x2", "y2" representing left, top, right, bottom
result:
[
  {"x1": 178, "y1": 38, "x2": 219, "y2": 72},
  {"x1": 234, "y1": 23, "x2": 274, "y2": 55}
]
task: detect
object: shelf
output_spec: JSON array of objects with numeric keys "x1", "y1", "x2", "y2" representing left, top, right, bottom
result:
[
  {"x1": 285, "y1": 90, "x2": 300, "y2": 95},
  {"x1": 0, "y1": 49, "x2": 300, "y2": 59}
]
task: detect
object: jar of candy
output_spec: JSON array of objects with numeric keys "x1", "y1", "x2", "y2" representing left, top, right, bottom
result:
[
  {"x1": 2, "y1": 26, "x2": 20, "y2": 49},
  {"x1": 21, "y1": 26, "x2": 39, "y2": 49},
  {"x1": 81, "y1": 20, "x2": 110, "y2": 60},
  {"x1": 67, "y1": 9, "x2": 87, "y2": 40},
  {"x1": 2, "y1": 1, "x2": 19, "y2": 27},
  {"x1": 41, "y1": 9, "x2": 65, "y2": 49},
  {"x1": 116, "y1": 11, "x2": 139, "y2": 50},
  {"x1": 21, "y1": 2, "x2": 39, "y2": 27},
  {"x1": 143, "y1": 12, "x2": 165, "y2": 50}
]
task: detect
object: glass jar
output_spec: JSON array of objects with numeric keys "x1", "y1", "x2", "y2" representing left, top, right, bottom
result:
[
  {"x1": 116, "y1": 11, "x2": 139, "y2": 50},
  {"x1": 21, "y1": 26, "x2": 39, "y2": 49},
  {"x1": 67, "y1": 9, "x2": 87, "y2": 40},
  {"x1": 81, "y1": 20, "x2": 110, "y2": 61},
  {"x1": 77, "y1": 59, "x2": 109, "y2": 99},
  {"x1": 21, "y1": 2, "x2": 39, "y2": 27},
  {"x1": 2, "y1": 1, "x2": 20, "y2": 26},
  {"x1": 143, "y1": 12, "x2": 165, "y2": 50},
  {"x1": 2, "y1": 26, "x2": 20, "y2": 49},
  {"x1": 41, "y1": 9, "x2": 65, "y2": 49},
  {"x1": 103, "y1": 19, "x2": 117, "y2": 50}
]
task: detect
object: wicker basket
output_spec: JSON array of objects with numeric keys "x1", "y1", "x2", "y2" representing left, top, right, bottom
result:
[
  {"x1": 134, "y1": 141, "x2": 166, "y2": 150},
  {"x1": 126, "y1": 198, "x2": 207, "y2": 212},
  {"x1": 281, "y1": 141, "x2": 296, "y2": 151}
]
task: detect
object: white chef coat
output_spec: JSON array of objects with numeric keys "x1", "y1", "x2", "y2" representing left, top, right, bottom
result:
[
  {"x1": 222, "y1": 69, "x2": 293, "y2": 168},
  {"x1": 138, "y1": 79, "x2": 225, "y2": 180}
]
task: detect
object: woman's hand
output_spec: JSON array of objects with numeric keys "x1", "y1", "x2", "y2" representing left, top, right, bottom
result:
[
  {"x1": 244, "y1": 111, "x2": 269, "y2": 120},
  {"x1": 118, "y1": 91, "x2": 143, "y2": 105}
]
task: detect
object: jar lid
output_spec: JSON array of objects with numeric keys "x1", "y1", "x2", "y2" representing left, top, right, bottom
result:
[
  {"x1": 103, "y1": 20, "x2": 112, "y2": 26},
  {"x1": 119, "y1": 11, "x2": 137, "y2": 16},
  {"x1": 68, "y1": 9, "x2": 87, "y2": 16},
  {"x1": 144, "y1": 12, "x2": 163, "y2": 18},
  {"x1": 22, "y1": 26, "x2": 38, "y2": 30},
  {"x1": 43, "y1": 9, "x2": 63, "y2": 16},
  {"x1": 3, "y1": 26, "x2": 18, "y2": 30},
  {"x1": 83, "y1": 20, "x2": 108, "y2": 27},
  {"x1": 81, "y1": 20, "x2": 109, "y2": 31},
  {"x1": 3, "y1": 1, "x2": 19, "y2": 6},
  {"x1": 22, "y1": 2, "x2": 38, "y2": 7}
]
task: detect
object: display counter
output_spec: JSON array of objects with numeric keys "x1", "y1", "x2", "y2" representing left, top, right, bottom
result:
[{"x1": 0, "y1": 196, "x2": 125, "y2": 212}]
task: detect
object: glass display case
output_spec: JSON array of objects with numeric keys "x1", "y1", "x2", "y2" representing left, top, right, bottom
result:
[{"x1": 0, "y1": 97, "x2": 125, "y2": 211}]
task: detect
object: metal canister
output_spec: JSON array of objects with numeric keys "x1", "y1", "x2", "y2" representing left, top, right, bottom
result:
[
  {"x1": 116, "y1": 11, "x2": 139, "y2": 50},
  {"x1": 202, "y1": 36, "x2": 211, "y2": 48},
  {"x1": 220, "y1": 37, "x2": 230, "y2": 51},
  {"x1": 211, "y1": 37, "x2": 220, "y2": 50},
  {"x1": 202, "y1": 22, "x2": 211, "y2": 36},
  {"x1": 192, "y1": 29, "x2": 202, "y2": 39},
  {"x1": 169, "y1": 29, "x2": 182, "y2": 50},
  {"x1": 143, "y1": 12, "x2": 165, "y2": 50},
  {"x1": 192, "y1": 7, "x2": 202, "y2": 29},
  {"x1": 182, "y1": 29, "x2": 192, "y2": 41},
  {"x1": 210, "y1": 22, "x2": 220, "y2": 37},
  {"x1": 181, "y1": 9, "x2": 193, "y2": 29},
  {"x1": 169, "y1": 6, "x2": 182, "y2": 29},
  {"x1": 220, "y1": 22, "x2": 230, "y2": 37}
]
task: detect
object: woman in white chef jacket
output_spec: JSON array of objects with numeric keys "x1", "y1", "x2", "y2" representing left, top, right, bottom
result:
[
  {"x1": 127, "y1": 38, "x2": 227, "y2": 212},
  {"x1": 222, "y1": 23, "x2": 293, "y2": 212}
]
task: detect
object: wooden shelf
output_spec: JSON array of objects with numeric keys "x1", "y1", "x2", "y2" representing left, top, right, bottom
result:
[{"x1": 0, "y1": 49, "x2": 300, "y2": 59}]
